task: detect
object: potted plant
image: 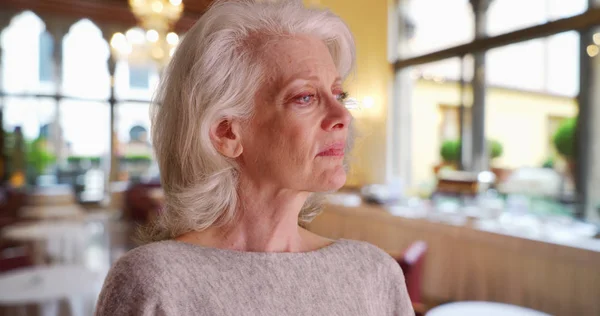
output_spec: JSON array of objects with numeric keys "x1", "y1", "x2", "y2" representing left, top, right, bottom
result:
[
  {"x1": 26, "y1": 137, "x2": 56, "y2": 184},
  {"x1": 434, "y1": 140, "x2": 460, "y2": 175},
  {"x1": 434, "y1": 139, "x2": 508, "y2": 180},
  {"x1": 553, "y1": 117, "x2": 576, "y2": 176},
  {"x1": 542, "y1": 156, "x2": 555, "y2": 169},
  {"x1": 488, "y1": 139, "x2": 510, "y2": 182},
  {"x1": 489, "y1": 139, "x2": 503, "y2": 161}
]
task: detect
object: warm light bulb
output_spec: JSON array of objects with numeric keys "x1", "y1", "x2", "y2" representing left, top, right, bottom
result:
[
  {"x1": 587, "y1": 45, "x2": 599, "y2": 58},
  {"x1": 152, "y1": 1, "x2": 164, "y2": 13},
  {"x1": 170, "y1": 0, "x2": 182, "y2": 6},
  {"x1": 362, "y1": 96, "x2": 375, "y2": 109},
  {"x1": 126, "y1": 28, "x2": 145, "y2": 45},
  {"x1": 110, "y1": 32, "x2": 132, "y2": 56},
  {"x1": 594, "y1": 33, "x2": 600, "y2": 46},
  {"x1": 166, "y1": 32, "x2": 179, "y2": 45},
  {"x1": 110, "y1": 32, "x2": 126, "y2": 49},
  {"x1": 146, "y1": 29, "x2": 159, "y2": 43},
  {"x1": 433, "y1": 76, "x2": 445, "y2": 83}
]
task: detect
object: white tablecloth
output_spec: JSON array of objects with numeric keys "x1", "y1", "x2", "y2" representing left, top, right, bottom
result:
[
  {"x1": 0, "y1": 265, "x2": 102, "y2": 316},
  {"x1": 2, "y1": 221, "x2": 88, "y2": 264},
  {"x1": 426, "y1": 302, "x2": 551, "y2": 316}
]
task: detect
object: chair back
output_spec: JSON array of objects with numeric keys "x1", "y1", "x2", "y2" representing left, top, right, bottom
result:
[{"x1": 397, "y1": 240, "x2": 427, "y2": 304}]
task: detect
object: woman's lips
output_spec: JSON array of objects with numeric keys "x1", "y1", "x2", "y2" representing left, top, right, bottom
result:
[{"x1": 317, "y1": 142, "x2": 345, "y2": 157}]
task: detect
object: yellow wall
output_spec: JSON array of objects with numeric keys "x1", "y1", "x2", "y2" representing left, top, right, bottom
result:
[
  {"x1": 411, "y1": 80, "x2": 578, "y2": 189},
  {"x1": 305, "y1": 0, "x2": 393, "y2": 186}
]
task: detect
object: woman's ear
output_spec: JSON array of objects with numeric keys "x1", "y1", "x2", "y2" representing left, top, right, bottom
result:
[{"x1": 210, "y1": 118, "x2": 243, "y2": 158}]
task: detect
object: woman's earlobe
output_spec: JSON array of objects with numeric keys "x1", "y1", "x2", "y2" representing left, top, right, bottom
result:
[
  {"x1": 210, "y1": 119, "x2": 243, "y2": 158},
  {"x1": 232, "y1": 142, "x2": 243, "y2": 158}
]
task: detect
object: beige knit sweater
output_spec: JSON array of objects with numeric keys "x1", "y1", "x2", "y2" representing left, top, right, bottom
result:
[{"x1": 95, "y1": 239, "x2": 414, "y2": 316}]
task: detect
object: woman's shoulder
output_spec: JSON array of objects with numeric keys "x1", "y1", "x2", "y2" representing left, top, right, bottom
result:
[
  {"x1": 102, "y1": 240, "x2": 212, "y2": 294},
  {"x1": 96, "y1": 241, "x2": 189, "y2": 315},
  {"x1": 334, "y1": 239, "x2": 412, "y2": 313},
  {"x1": 117, "y1": 240, "x2": 186, "y2": 263},
  {"x1": 335, "y1": 239, "x2": 402, "y2": 272},
  {"x1": 102, "y1": 241, "x2": 186, "y2": 287}
]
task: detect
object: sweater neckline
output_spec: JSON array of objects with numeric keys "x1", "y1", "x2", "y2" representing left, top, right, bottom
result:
[{"x1": 163, "y1": 238, "x2": 349, "y2": 257}]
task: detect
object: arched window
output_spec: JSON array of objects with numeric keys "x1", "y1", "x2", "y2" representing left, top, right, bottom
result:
[
  {"x1": 62, "y1": 19, "x2": 110, "y2": 99},
  {"x1": 1, "y1": 11, "x2": 47, "y2": 94}
]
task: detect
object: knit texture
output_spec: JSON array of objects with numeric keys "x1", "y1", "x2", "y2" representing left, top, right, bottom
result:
[{"x1": 95, "y1": 239, "x2": 413, "y2": 316}]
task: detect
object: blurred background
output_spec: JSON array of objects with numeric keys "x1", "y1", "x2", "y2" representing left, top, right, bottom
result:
[{"x1": 0, "y1": 0, "x2": 598, "y2": 315}]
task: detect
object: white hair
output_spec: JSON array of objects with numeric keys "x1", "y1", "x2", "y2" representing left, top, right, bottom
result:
[{"x1": 139, "y1": 0, "x2": 356, "y2": 243}]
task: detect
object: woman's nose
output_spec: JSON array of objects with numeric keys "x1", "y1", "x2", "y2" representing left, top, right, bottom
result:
[{"x1": 321, "y1": 96, "x2": 352, "y2": 131}]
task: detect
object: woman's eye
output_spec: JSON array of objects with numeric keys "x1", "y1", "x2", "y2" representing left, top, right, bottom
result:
[{"x1": 294, "y1": 94, "x2": 315, "y2": 105}]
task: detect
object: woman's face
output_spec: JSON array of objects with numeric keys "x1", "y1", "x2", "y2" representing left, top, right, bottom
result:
[{"x1": 238, "y1": 35, "x2": 351, "y2": 193}]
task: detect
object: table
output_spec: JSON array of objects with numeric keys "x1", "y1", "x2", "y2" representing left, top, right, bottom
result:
[
  {"x1": 28, "y1": 185, "x2": 76, "y2": 206},
  {"x1": 0, "y1": 265, "x2": 102, "y2": 316},
  {"x1": 306, "y1": 203, "x2": 600, "y2": 316},
  {"x1": 19, "y1": 205, "x2": 83, "y2": 220},
  {"x1": 426, "y1": 301, "x2": 551, "y2": 316},
  {"x1": 2, "y1": 221, "x2": 86, "y2": 242},
  {"x1": 2, "y1": 221, "x2": 88, "y2": 264}
]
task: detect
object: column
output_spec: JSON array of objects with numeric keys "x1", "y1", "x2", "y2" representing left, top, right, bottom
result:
[
  {"x1": 468, "y1": 0, "x2": 493, "y2": 173},
  {"x1": 45, "y1": 18, "x2": 71, "y2": 169},
  {"x1": 101, "y1": 26, "x2": 122, "y2": 186},
  {"x1": 389, "y1": 0, "x2": 414, "y2": 189},
  {"x1": 0, "y1": 12, "x2": 14, "y2": 98},
  {"x1": 577, "y1": 0, "x2": 600, "y2": 221},
  {"x1": 0, "y1": 12, "x2": 14, "y2": 183}
]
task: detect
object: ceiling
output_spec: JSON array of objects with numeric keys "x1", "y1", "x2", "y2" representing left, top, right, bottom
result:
[{"x1": 0, "y1": 0, "x2": 214, "y2": 32}]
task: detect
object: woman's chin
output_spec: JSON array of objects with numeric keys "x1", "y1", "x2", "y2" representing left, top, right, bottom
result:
[{"x1": 315, "y1": 167, "x2": 347, "y2": 191}]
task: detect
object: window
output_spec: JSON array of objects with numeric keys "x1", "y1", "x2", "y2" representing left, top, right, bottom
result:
[
  {"x1": 1, "y1": 11, "x2": 47, "y2": 94},
  {"x1": 488, "y1": 0, "x2": 588, "y2": 36},
  {"x1": 439, "y1": 105, "x2": 472, "y2": 142},
  {"x1": 485, "y1": 35, "x2": 579, "y2": 171},
  {"x1": 486, "y1": 32, "x2": 579, "y2": 96},
  {"x1": 62, "y1": 19, "x2": 110, "y2": 99},
  {"x1": 39, "y1": 31, "x2": 53, "y2": 83},
  {"x1": 406, "y1": 0, "x2": 474, "y2": 57},
  {"x1": 116, "y1": 102, "x2": 155, "y2": 182},
  {"x1": 406, "y1": 58, "x2": 470, "y2": 189},
  {"x1": 2, "y1": 97, "x2": 57, "y2": 183},
  {"x1": 128, "y1": 65, "x2": 150, "y2": 89},
  {"x1": 393, "y1": 0, "x2": 599, "y2": 220}
]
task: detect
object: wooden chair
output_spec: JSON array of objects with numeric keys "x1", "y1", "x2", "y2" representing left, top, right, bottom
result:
[
  {"x1": 0, "y1": 241, "x2": 34, "y2": 273},
  {"x1": 396, "y1": 241, "x2": 428, "y2": 316}
]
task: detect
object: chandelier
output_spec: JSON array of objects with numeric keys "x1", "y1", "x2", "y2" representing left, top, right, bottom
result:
[{"x1": 110, "y1": 0, "x2": 184, "y2": 68}]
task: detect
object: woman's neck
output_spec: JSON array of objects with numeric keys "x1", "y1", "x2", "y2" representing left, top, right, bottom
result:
[{"x1": 176, "y1": 178, "x2": 329, "y2": 253}]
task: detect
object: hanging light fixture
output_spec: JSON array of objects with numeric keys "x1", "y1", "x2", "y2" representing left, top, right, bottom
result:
[{"x1": 110, "y1": 0, "x2": 184, "y2": 68}]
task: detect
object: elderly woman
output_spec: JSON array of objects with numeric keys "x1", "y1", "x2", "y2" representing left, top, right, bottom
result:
[{"x1": 96, "y1": 0, "x2": 412, "y2": 315}]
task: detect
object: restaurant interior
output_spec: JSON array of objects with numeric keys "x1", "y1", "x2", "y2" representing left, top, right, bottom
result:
[{"x1": 0, "y1": 0, "x2": 599, "y2": 315}]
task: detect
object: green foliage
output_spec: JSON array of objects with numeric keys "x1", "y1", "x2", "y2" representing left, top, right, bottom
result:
[
  {"x1": 440, "y1": 140, "x2": 461, "y2": 163},
  {"x1": 489, "y1": 139, "x2": 503, "y2": 160},
  {"x1": 27, "y1": 137, "x2": 56, "y2": 174},
  {"x1": 440, "y1": 139, "x2": 504, "y2": 163},
  {"x1": 122, "y1": 155, "x2": 152, "y2": 163},
  {"x1": 4, "y1": 132, "x2": 55, "y2": 175},
  {"x1": 553, "y1": 117, "x2": 576, "y2": 159},
  {"x1": 542, "y1": 156, "x2": 555, "y2": 169},
  {"x1": 67, "y1": 156, "x2": 101, "y2": 164}
]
